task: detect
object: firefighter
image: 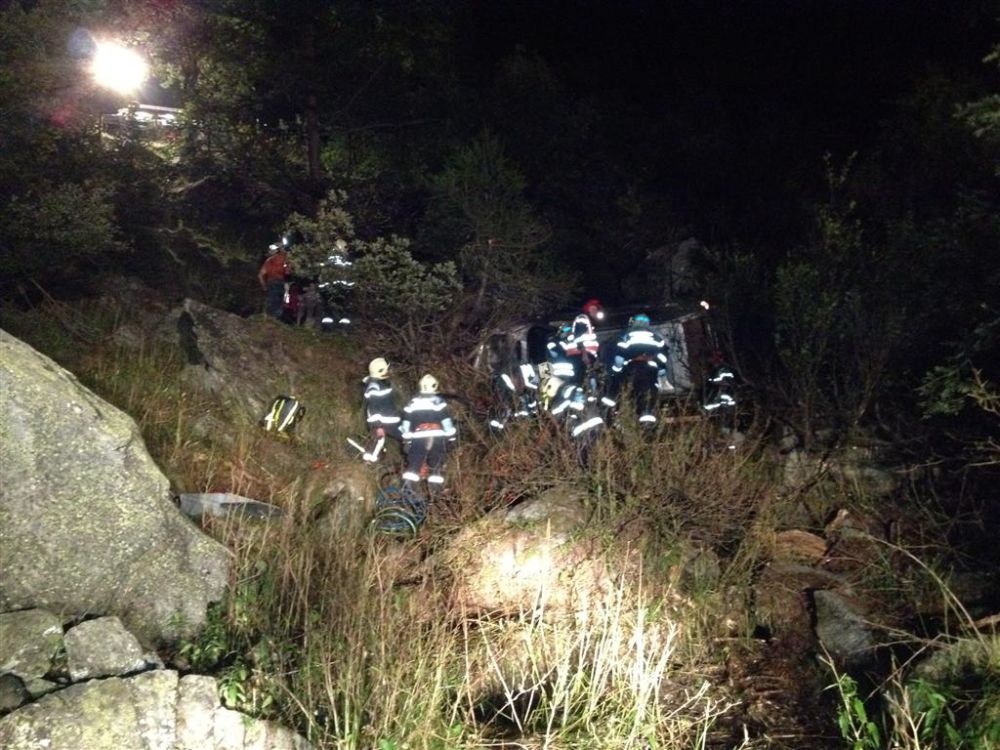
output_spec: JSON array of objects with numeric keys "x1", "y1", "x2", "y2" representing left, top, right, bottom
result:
[
  {"x1": 702, "y1": 352, "x2": 738, "y2": 442},
  {"x1": 488, "y1": 362, "x2": 540, "y2": 432},
  {"x1": 608, "y1": 313, "x2": 669, "y2": 426},
  {"x1": 542, "y1": 376, "x2": 605, "y2": 465},
  {"x1": 400, "y1": 374, "x2": 458, "y2": 488},
  {"x1": 567, "y1": 313, "x2": 602, "y2": 397},
  {"x1": 545, "y1": 324, "x2": 579, "y2": 384},
  {"x1": 362, "y1": 357, "x2": 401, "y2": 463}
]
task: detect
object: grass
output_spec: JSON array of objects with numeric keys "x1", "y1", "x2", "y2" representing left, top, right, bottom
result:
[
  {"x1": 202, "y1": 503, "x2": 749, "y2": 749},
  {"x1": 3, "y1": 294, "x2": 997, "y2": 749}
]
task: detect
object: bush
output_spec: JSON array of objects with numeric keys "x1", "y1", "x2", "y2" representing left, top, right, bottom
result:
[{"x1": 0, "y1": 181, "x2": 128, "y2": 279}]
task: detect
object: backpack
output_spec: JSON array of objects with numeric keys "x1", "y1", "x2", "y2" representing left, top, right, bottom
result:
[
  {"x1": 371, "y1": 484, "x2": 427, "y2": 537},
  {"x1": 261, "y1": 396, "x2": 305, "y2": 436}
]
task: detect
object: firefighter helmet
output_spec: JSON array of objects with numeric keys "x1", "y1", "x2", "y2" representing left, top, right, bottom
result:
[
  {"x1": 418, "y1": 373, "x2": 440, "y2": 394},
  {"x1": 583, "y1": 298, "x2": 605, "y2": 321},
  {"x1": 368, "y1": 357, "x2": 389, "y2": 379}
]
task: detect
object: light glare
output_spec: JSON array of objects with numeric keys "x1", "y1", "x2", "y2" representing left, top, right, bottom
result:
[{"x1": 91, "y1": 41, "x2": 147, "y2": 95}]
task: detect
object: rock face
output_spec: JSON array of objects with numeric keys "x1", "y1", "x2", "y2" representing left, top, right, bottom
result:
[
  {"x1": 811, "y1": 590, "x2": 877, "y2": 671},
  {"x1": 173, "y1": 299, "x2": 302, "y2": 425},
  {"x1": 0, "y1": 610, "x2": 63, "y2": 683},
  {"x1": 0, "y1": 330, "x2": 230, "y2": 644},
  {"x1": 64, "y1": 616, "x2": 159, "y2": 681},
  {"x1": 435, "y1": 485, "x2": 625, "y2": 616},
  {"x1": 0, "y1": 670, "x2": 312, "y2": 750}
]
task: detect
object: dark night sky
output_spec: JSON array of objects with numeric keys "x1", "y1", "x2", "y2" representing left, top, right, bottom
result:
[{"x1": 459, "y1": 1, "x2": 995, "y2": 150}]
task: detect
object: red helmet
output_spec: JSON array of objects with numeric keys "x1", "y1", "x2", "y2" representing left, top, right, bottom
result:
[{"x1": 583, "y1": 298, "x2": 604, "y2": 321}]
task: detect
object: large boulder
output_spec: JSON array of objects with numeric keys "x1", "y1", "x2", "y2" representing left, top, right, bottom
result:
[
  {"x1": 0, "y1": 670, "x2": 312, "y2": 750},
  {"x1": 0, "y1": 610, "x2": 63, "y2": 683},
  {"x1": 0, "y1": 330, "x2": 230, "y2": 644},
  {"x1": 432, "y1": 485, "x2": 643, "y2": 617},
  {"x1": 64, "y1": 616, "x2": 160, "y2": 681},
  {"x1": 172, "y1": 298, "x2": 302, "y2": 425}
]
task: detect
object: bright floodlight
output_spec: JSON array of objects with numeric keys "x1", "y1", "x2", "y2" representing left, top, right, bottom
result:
[{"x1": 90, "y1": 41, "x2": 148, "y2": 95}]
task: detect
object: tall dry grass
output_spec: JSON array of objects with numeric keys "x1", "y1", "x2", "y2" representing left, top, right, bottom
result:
[
  {"x1": 0, "y1": 300, "x2": 783, "y2": 748},
  {"x1": 209, "y1": 496, "x2": 750, "y2": 749}
]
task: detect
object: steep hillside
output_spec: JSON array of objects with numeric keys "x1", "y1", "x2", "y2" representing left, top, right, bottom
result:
[{"x1": 1, "y1": 280, "x2": 997, "y2": 750}]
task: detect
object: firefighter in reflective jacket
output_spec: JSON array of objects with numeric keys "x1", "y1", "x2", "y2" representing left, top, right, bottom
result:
[
  {"x1": 566, "y1": 313, "x2": 601, "y2": 396},
  {"x1": 702, "y1": 353, "x2": 737, "y2": 418},
  {"x1": 545, "y1": 324, "x2": 579, "y2": 384},
  {"x1": 608, "y1": 313, "x2": 669, "y2": 426},
  {"x1": 362, "y1": 357, "x2": 401, "y2": 462},
  {"x1": 542, "y1": 376, "x2": 604, "y2": 464},
  {"x1": 400, "y1": 374, "x2": 457, "y2": 487},
  {"x1": 488, "y1": 363, "x2": 540, "y2": 431}
]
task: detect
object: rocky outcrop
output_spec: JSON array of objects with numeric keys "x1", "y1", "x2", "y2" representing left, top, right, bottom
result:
[
  {"x1": 64, "y1": 616, "x2": 161, "y2": 681},
  {"x1": 0, "y1": 611, "x2": 311, "y2": 748},
  {"x1": 0, "y1": 670, "x2": 312, "y2": 750},
  {"x1": 0, "y1": 330, "x2": 230, "y2": 644},
  {"x1": 434, "y1": 485, "x2": 649, "y2": 617},
  {"x1": 0, "y1": 610, "x2": 63, "y2": 684},
  {"x1": 172, "y1": 299, "x2": 302, "y2": 426}
]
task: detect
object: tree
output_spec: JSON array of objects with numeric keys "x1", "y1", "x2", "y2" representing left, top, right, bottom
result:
[
  {"x1": 957, "y1": 43, "x2": 1000, "y2": 167},
  {"x1": 286, "y1": 190, "x2": 461, "y2": 355},
  {"x1": 0, "y1": 0, "x2": 130, "y2": 282},
  {"x1": 425, "y1": 130, "x2": 573, "y2": 328},
  {"x1": 762, "y1": 157, "x2": 903, "y2": 446}
]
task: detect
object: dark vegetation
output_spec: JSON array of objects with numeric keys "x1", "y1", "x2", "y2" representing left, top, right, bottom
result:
[{"x1": 1, "y1": 1, "x2": 998, "y2": 747}]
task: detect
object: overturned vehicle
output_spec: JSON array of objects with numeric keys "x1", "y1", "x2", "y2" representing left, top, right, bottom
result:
[{"x1": 475, "y1": 302, "x2": 717, "y2": 396}]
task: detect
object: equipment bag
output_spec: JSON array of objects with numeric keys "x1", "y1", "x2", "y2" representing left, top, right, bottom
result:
[
  {"x1": 371, "y1": 484, "x2": 427, "y2": 537},
  {"x1": 261, "y1": 395, "x2": 305, "y2": 435}
]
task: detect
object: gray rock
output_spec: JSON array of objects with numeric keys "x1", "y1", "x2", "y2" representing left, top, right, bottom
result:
[
  {"x1": 0, "y1": 670, "x2": 179, "y2": 749},
  {"x1": 677, "y1": 540, "x2": 721, "y2": 593},
  {"x1": 435, "y1": 486, "x2": 639, "y2": 617},
  {"x1": 0, "y1": 330, "x2": 230, "y2": 644},
  {"x1": 0, "y1": 674, "x2": 30, "y2": 714},
  {"x1": 309, "y1": 476, "x2": 371, "y2": 536},
  {"x1": 0, "y1": 670, "x2": 312, "y2": 750},
  {"x1": 172, "y1": 299, "x2": 301, "y2": 428},
  {"x1": 504, "y1": 485, "x2": 590, "y2": 526},
  {"x1": 176, "y1": 675, "x2": 218, "y2": 749},
  {"x1": 0, "y1": 609, "x2": 63, "y2": 681},
  {"x1": 64, "y1": 616, "x2": 156, "y2": 681},
  {"x1": 21, "y1": 678, "x2": 59, "y2": 699},
  {"x1": 830, "y1": 458, "x2": 900, "y2": 498},
  {"x1": 812, "y1": 589, "x2": 877, "y2": 671},
  {"x1": 912, "y1": 637, "x2": 997, "y2": 685},
  {"x1": 782, "y1": 450, "x2": 826, "y2": 488}
]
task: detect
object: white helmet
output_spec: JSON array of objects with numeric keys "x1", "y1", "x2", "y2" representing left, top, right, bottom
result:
[
  {"x1": 368, "y1": 357, "x2": 389, "y2": 379},
  {"x1": 418, "y1": 373, "x2": 439, "y2": 394},
  {"x1": 573, "y1": 313, "x2": 593, "y2": 335},
  {"x1": 543, "y1": 376, "x2": 564, "y2": 400}
]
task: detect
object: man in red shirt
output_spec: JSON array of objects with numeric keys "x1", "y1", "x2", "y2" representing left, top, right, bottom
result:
[{"x1": 258, "y1": 243, "x2": 289, "y2": 319}]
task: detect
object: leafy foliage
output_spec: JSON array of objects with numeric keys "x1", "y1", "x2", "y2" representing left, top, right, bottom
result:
[
  {"x1": 828, "y1": 664, "x2": 882, "y2": 750},
  {"x1": 764, "y1": 157, "x2": 902, "y2": 444},
  {"x1": 287, "y1": 190, "x2": 461, "y2": 353},
  {"x1": 426, "y1": 129, "x2": 573, "y2": 324},
  {"x1": 0, "y1": 181, "x2": 126, "y2": 278},
  {"x1": 957, "y1": 44, "x2": 1000, "y2": 165}
]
